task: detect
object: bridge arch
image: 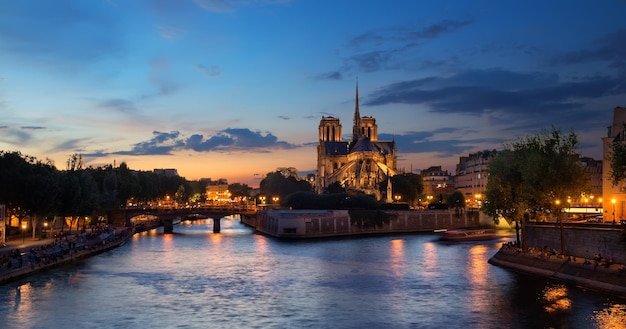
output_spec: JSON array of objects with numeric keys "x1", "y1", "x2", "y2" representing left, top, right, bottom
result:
[{"x1": 110, "y1": 206, "x2": 257, "y2": 233}]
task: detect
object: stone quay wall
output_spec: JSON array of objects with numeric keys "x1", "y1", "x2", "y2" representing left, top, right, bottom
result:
[
  {"x1": 489, "y1": 248, "x2": 626, "y2": 298},
  {"x1": 525, "y1": 223, "x2": 625, "y2": 264},
  {"x1": 242, "y1": 209, "x2": 480, "y2": 238}
]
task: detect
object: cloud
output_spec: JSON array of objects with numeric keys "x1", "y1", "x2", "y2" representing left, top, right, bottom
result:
[
  {"x1": 149, "y1": 58, "x2": 179, "y2": 96},
  {"x1": 192, "y1": 0, "x2": 290, "y2": 13},
  {"x1": 365, "y1": 69, "x2": 625, "y2": 120},
  {"x1": 316, "y1": 19, "x2": 472, "y2": 79},
  {"x1": 156, "y1": 25, "x2": 186, "y2": 39},
  {"x1": 379, "y1": 130, "x2": 505, "y2": 158},
  {"x1": 349, "y1": 20, "x2": 471, "y2": 49},
  {"x1": 48, "y1": 138, "x2": 90, "y2": 154},
  {"x1": 195, "y1": 64, "x2": 221, "y2": 78},
  {"x1": 549, "y1": 29, "x2": 626, "y2": 70},
  {"x1": 0, "y1": 126, "x2": 46, "y2": 144},
  {"x1": 314, "y1": 71, "x2": 343, "y2": 81},
  {"x1": 115, "y1": 131, "x2": 184, "y2": 155},
  {"x1": 97, "y1": 98, "x2": 137, "y2": 113},
  {"x1": 105, "y1": 128, "x2": 298, "y2": 156}
]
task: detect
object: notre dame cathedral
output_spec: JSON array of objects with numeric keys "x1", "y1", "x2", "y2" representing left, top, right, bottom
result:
[{"x1": 315, "y1": 82, "x2": 397, "y2": 201}]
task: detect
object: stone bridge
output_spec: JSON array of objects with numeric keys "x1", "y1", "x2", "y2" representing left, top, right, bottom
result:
[{"x1": 109, "y1": 206, "x2": 258, "y2": 233}]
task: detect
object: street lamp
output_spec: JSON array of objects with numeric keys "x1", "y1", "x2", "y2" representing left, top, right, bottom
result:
[
  {"x1": 272, "y1": 196, "x2": 279, "y2": 204},
  {"x1": 42, "y1": 222, "x2": 48, "y2": 239},
  {"x1": 394, "y1": 195, "x2": 401, "y2": 202},
  {"x1": 21, "y1": 222, "x2": 27, "y2": 243},
  {"x1": 612, "y1": 198, "x2": 616, "y2": 223},
  {"x1": 555, "y1": 199, "x2": 565, "y2": 255}
]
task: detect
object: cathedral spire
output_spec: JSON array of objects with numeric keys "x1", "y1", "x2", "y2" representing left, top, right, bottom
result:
[{"x1": 352, "y1": 77, "x2": 362, "y2": 141}]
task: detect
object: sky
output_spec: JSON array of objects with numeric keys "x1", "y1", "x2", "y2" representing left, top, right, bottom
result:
[{"x1": 1, "y1": 0, "x2": 626, "y2": 187}]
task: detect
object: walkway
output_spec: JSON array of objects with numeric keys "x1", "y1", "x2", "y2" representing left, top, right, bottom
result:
[{"x1": 1, "y1": 226, "x2": 131, "y2": 285}]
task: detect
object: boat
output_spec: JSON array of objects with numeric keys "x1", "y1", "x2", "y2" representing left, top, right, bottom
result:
[{"x1": 438, "y1": 229, "x2": 498, "y2": 242}]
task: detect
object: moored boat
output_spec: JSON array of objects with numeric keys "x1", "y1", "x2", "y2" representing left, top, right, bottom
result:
[{"x1": 438, "y1": 229, "x2": 498, "y2": 242}]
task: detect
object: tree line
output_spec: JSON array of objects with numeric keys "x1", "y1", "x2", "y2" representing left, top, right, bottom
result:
[{"x1": 0, "y1": 152, "x2": 204, "y2": 235}]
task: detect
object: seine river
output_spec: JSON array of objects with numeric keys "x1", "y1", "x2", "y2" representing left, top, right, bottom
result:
[{"x1": 1, "y1": 218, "x2": 624, "y2": 329}]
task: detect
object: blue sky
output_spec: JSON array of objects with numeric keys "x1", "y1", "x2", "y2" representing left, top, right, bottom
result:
[{"x1": 1, "y1": 0, "x2": 625, "y2": 186}]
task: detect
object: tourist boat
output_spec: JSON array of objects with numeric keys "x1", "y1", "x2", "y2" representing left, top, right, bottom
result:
[{"x1": 438, "y1": 229, "x2": 498, "y2": 242}]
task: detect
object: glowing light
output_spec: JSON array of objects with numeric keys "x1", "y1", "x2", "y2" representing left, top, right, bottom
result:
[
  {"x1": 541, "y1": 285, "x2": 571, "y2": 313},
  {"x1": 389, "y1": 239, "x2": 405, "y2": 277},
  {"x1": 593, "y1": 304, "x2": 626, "y2": 329}
]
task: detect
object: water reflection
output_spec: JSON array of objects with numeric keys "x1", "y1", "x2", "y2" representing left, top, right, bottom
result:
[
  {"x1": 541, "y1": 285, "x2": 571, "y2": 313},
  {"x1": 420, "y1": 241, "x2": 438, "y2": 279},
  {"x1": 389, "y1": 239, "x2": 405, "y2": 278},
  {"x1": 593, "y1": 304, "x2": 626, "y2": 329}
]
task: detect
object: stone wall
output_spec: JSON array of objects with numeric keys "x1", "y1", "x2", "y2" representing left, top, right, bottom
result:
[
  {"x1": 245, "y1": 209, "x2": 481, "y2": 238},
  {"x1": 525, "y1": 222, "x2": 625, "y2": 264}
]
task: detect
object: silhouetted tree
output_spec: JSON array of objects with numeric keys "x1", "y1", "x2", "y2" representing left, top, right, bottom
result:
[
  {"x1": 482, "y1": 127, "x2": 586, "y2": 252},
  {"x1": 446, "y1": 190, "x2": 465, "y2": 216}
]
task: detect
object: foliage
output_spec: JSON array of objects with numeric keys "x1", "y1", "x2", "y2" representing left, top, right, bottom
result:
[
  {"x1": 610, "y1": 141, "x2": 626, "y2": 186},
  {"x1": 284, "y1": 191, "x2": 379, "y2": 210},
  {"x1": 324, "y1": 181, "x2": 345, "y2": 194},
  {"x1": 259, "y1": 170, "x2": 312, "y2": 201},
  {"x1": 0, "y1": 151, "x2": 255, "y2": 227},
  {"x1": 386, "y1": 173, "x2": 423, "y2": 205},
  {"x1": 482, "y1": 127, "x2": 586, "y2": 222},
  {"x1": 446, "y1": 191, "x2": 465, "y2": 214},
  {"x1": 349, "y1": 210, "x2": 395, "y2": 228},
  {"x1": 228, "y1": 183, "x2": 252, "y2": 198}
]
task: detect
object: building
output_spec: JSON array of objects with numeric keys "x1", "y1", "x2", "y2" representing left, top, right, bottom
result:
[
  {"x1": 579, "y1": 157, "x2": 602, "y2": 207},
  {"x1": 316, "y1": 82, "x2": 397, "y2": 201},
  {"x1": 153, "y1": 168, "x2": 179, "y2": 177},
  {"x1": 420, "y1": 166, "x2": 455, "y2": 201},
  {"x1": 455, "y1": 150, "x2": 498, "y2": 208},
  {"x1": 602, "y1": 106, "x2": 626, "y2": 222},
  {"x1": 205, "y1": 179, "x2": 230, "y2": 203}
]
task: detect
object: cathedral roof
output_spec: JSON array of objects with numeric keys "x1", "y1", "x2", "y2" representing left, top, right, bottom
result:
[
  {"x1": 322, "y1": 141, "x2": 349, "y2": 155},
  {"x1": 350, "y1": 136, "x2": 394, "y2": 154}
]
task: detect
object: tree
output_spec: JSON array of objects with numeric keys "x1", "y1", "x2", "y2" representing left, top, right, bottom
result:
[
  {"x1": 387, "y1": 173, "x2": 423, "y2": 205},
  {"x1": 260, "y1": 170, "x2": 312, "y2": 202},
  {"x1": 324, "y1": 181, "x2": 345, "y2": 194},
  {"x1": 482, "y1": 127, "x2": 587, "y2": 253},
  {"x1": 446, "y1": 191, "x2": 465, "y2": 216},
  {"x1": 229, "y1": 183, "x2": 252, "y2": 199},
  {"x1": 610, "y1": 141, "x2": 626, "y2": 186}
]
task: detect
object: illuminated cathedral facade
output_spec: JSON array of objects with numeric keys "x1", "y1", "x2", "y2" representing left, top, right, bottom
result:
[{"x1": 315, "y1": 82, "x2": 397, "y2": 201}]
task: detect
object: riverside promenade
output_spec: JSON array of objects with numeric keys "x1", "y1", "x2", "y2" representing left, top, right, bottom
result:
[
  {"x1": 0, "y1": 226, "x2": 132, "y2": 285},
  {"x1": 489, "y1": 243, "x2": 626, "y2": 298}
]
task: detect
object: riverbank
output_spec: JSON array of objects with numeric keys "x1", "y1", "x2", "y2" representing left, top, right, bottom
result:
[
  {"x1": 0, "y1": 227, "x2": 132, "y2": 285},
  {"x1": 489, "y1": 245, "x2": 626, "y2": 298}
]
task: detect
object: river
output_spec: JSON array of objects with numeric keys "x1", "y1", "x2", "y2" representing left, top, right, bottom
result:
[{"x1": 1, "y1": 218, "x2": 624, "y2": 329}]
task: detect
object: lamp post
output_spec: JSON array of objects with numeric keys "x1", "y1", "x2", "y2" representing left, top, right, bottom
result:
[
  {"x1": 42, "y1": 222, "x2": 48, "y2": 239},
  {"x1": 555, "y1": 200, "x2": 565, "y2": 255},
  {"x1": 21, "y1": 222, "x2": 27, "y2": 243},
  {"x1": 394, "y1": 195, "x2": 401, "y2": 203},
  {"x1": 612, "y1": 198, "x2": 616, "y2": 223}
]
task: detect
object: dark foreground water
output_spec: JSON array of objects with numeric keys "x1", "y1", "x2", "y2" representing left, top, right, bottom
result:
[{"x1": 1, "y1": 218, "x2": 624, "y2": 329}]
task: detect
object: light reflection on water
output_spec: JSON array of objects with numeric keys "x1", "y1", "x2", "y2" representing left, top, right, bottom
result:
[{"x1": 0, "y1": 219, "x2": 624, "y2": 329}]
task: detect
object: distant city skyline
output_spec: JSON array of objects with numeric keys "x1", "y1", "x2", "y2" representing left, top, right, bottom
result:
[{"x1": 1, "y1": 1, "x2": 625, "y2": 186}]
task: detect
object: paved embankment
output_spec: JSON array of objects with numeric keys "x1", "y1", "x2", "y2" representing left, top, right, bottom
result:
[
  {"x1": 489, "y1": 246, "x2": 626, "y2": 298},
  {"x1": 0, "y1": 228, "x2": 132, "y2": 285}
]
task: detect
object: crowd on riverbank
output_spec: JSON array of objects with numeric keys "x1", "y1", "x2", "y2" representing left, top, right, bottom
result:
[
  {"x1": 491, "y1": 242, "x2": 626, "y2": 298},
  {"x1": 0, "y1": 225, "x2": 132, "y2": 284}
]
